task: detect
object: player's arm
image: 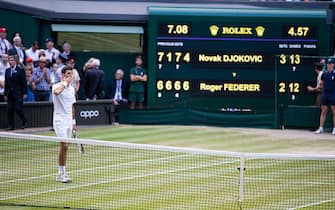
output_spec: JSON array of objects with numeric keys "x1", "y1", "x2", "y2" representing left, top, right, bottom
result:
[
  {"x1": 53, "y1": 82, "x2": 67, "y2": 95},
  {"x1": 316, "y1": 72, "x2": 325, "y2": 92},
  {"x1": 75, "y1": 80, "x2": 80, "y2": 93}
]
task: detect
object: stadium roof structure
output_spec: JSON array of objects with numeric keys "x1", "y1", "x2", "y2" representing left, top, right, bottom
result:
[{"x1": 0, "y1": 0, "x2": 331, "y2": 22}]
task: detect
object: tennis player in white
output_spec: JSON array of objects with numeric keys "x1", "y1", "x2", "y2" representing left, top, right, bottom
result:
[{"x1": 52, "y1": 66, "x2": 76, "y2": 183}]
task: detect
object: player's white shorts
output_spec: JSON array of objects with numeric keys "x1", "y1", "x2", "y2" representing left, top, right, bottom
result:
[{"x1": 53, "y1": 118, "x2": 72, "y2": 138}]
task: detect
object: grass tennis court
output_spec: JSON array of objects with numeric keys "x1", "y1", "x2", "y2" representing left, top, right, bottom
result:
[{"x1": 1, "y1": 125, "x2": 335, "y2": 210}]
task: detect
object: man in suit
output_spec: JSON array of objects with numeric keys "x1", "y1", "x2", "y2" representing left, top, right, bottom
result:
[
  {"x1": 106, "y1": 69, "x2": 128, "y2": 124},
  {"x1": 84, "y1": 59, "x2": 104, "y2": 100},
  {"x1": 4, "y1": 54, "x2": 27, "y2": 130}
]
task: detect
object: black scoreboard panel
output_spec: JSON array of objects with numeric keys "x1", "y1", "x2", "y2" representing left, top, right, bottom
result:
[{"x1": 147, "y1": 7, "x2": 331, "y2": 115}]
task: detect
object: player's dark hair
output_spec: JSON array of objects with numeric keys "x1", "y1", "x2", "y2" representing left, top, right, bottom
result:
[
  {"x1": 61, "y1": 66, "x2": 72, "y2": 74},
  {"x1": 316, "y1": 65, "x2": 323, "y2": 71},
  {"x1": 135, "y1": 55, "x2": 142, "y2": 60},
  {"x1": 315, "y1": 63, "x2": 324, "y2": 71}
]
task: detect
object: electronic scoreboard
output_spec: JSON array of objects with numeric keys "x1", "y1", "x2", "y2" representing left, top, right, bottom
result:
[{"x1": 147, "y1": 7, "x2": 331, "y2": 119}]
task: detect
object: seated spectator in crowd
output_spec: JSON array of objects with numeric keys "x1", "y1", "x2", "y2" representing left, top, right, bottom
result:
[
  {"x1": 39, "y1": 49, "x2": 46, "y2": 58},
  {"x1": 54, "y1": 54, "x2": 67, "y2": 81},
  {"x1": 84, "y1": 58, "x2": 104, "y2": 100},
  {"x1": 24, "y1": 65, "x2": 35, "y2": 102},
  {"x1": 106, "y1": 68, "x2": 128, "y2": 124},
  {"x1": 25, "y1": 57, "x2": 34, "y2": 69},
  {"x1": 61, "y1": 41, "x2": 75, "y2": 59},
  {"x1": 0, "y1": 27, "x2": 12, "y2": 59},
  {"x1": 11, "y1": 32, "x2": 25, "y2": 47},
  {"x1": 129, "y1": 55, "x2": 147, "y2": 109},
  {"x1": 32, "y1": 56, "x2": 51, "y2": 101},
  {"x1": 66, "y1": 57, "x2": 80, "y2": 96},
  {"x1": 12, "y1": 36, "x2": 26, "y2": 64},
  {"x1": 50, "y1": 63, "x2": 60, "y2": 87},
  {"x1": 0, "y1": 53, "x2": 9, "y2": 75},
  {"x1": 106, "y1": 69, "x2": 128, "y2": 104},
  {"x1": 82, "y1": 57, "x2": 95, "y2": 73},
  {"x1": 25, "y1": 41, "x2": 40, "y2": 65},
  {"x1": 45, "y1": 38, "x2": 59, "y2": 65}
]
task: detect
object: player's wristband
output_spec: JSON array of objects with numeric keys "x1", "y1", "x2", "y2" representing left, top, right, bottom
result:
[
  {"x1": 72, "y1": 119, "x2": 76, "y2": 125},
  {"x1": 61, "y1": 81, "x2": 68, "y2": 87}
]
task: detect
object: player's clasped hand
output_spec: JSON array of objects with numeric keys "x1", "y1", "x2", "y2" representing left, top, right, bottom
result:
[{"x1": 61, "y1": 74, "x2": 73, "y2": 87}]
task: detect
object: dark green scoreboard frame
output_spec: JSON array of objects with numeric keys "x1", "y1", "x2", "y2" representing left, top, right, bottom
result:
[{"x1": 147, "y1": 7, "x2": 331, "y2": 127}]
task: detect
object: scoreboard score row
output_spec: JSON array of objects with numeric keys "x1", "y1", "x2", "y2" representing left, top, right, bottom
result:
[{"x1": 147, "y1": 7, "x2": 331, "y2": 113}]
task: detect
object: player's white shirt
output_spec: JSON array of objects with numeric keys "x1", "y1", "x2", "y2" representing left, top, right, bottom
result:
[
  {"x1": 316, "y1": 71, "x2": 323, "y2": 89},
  {"x1": 52, "y1": 83, "x2": 76, "y2": 125}
]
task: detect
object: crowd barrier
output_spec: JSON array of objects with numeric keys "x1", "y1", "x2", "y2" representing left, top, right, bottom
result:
[
  {"x1": 0, "y1": 100, "x2": 115, "y2": 129},
  {"x1": 0, "y1": 101, "x2": 329, "y2": 129}
]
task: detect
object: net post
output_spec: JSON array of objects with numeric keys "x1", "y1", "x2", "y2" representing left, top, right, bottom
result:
[{"x1": 238, "y1": 156, "x2": 245, "y2": 207}]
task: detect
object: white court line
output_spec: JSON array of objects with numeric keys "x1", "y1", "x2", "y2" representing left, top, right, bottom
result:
[
  {"x1": 0, "y1": 159, "x2": 238, "y2": 201},
  {"x1": 0, "y1": 154, "x2": 191, "y2": 185},
  {"x1": 288, "y1": 198, "x2": 335, "y2": 210}
]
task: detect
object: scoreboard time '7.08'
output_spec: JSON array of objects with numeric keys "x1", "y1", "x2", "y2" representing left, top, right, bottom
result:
[{"x1": 147, "y1": 7, "x2": 331, "y2": 114}]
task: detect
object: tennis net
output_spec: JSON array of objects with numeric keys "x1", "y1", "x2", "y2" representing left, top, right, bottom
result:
[{"x1": 0, "y1": 132, "x2": 334, "y2": 210}]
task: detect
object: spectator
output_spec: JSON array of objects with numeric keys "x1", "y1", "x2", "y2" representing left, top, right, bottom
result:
[
  {"x1": 307, "y1": 62, "x2": 324, "y2": 106},
  {"x1": 50, "y1": 63, "x2": 60, "y2": 86},
  {"x1": 25, "y1": 41, "x2": 40, "y2": 65},
  {"x1": 0, "y1": 53, "x2": 9, "y2": 75},
  {"x1": 84, "y1": 58, "x2": 104, "y2": 100},
  {"x1": 315, "y1": 58, "x2": 335, "y2": 134},
  {"x1": 12, "y1": 36, "x2": 25, "y2": 64},
  {"x1": 0, "y1": 66, "x2": 4, "y2": 102},
  {"x1": 45, "y1": 38, "x2": 59, "y2": 65},
  {"x1": 66, "y1": 57, "x2": 80, "y2": 95},
  {"x1": 4, "y1": 54, "x2": 27, "y2": 130},
  {"x1": 11, "y1": 32, "x2": 25, "y2": 48},
  {"x1": 55, "y1": 54, "x2": 67, "y2": 80},
  {"x1": 32, "y1": 56, "x2": 51, "y2": 101},
  {"x1": 106, "y1": 68, "x2": 129, "y2": 124},
  {"x1": 25, "y1": 57, "x2": 34, "y2": 69},
  {"x1": 0, "y1": 27, "x2": 12, "y2": 59},
  {"x1": 39, "y1": 49, "x2": 46, "y2": 58},
  {"x1": 24, "y1": 65, "x2": 35, "y2": 102},
  {"x1": 106, "y1": 69, "x2": 128, "y2": 104},
  {"x1": 129, "y1": 55, "x2": 147, "y2": 109},
  {"x1": 61, "y1": 41, "x2": 75, "y2": 59},
  {"x1": 82, "y1": 57, "x2": 95, "y2": 73}
]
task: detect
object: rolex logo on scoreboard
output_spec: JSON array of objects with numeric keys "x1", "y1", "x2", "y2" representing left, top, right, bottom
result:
[
  {"x1": 209, "y1": 25, "x2": 219, "y2": 36},
  {"x1": 255, "y1": 26, "x2": 265, "y2": 37},
  {"x1": 208, "y1": 25, "x2": 265, "y2": 37}
]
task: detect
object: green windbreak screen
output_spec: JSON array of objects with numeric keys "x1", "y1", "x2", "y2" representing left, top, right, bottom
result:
[{"x1": 57, "y1": 32, "x2": 143, "y2": 53}]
